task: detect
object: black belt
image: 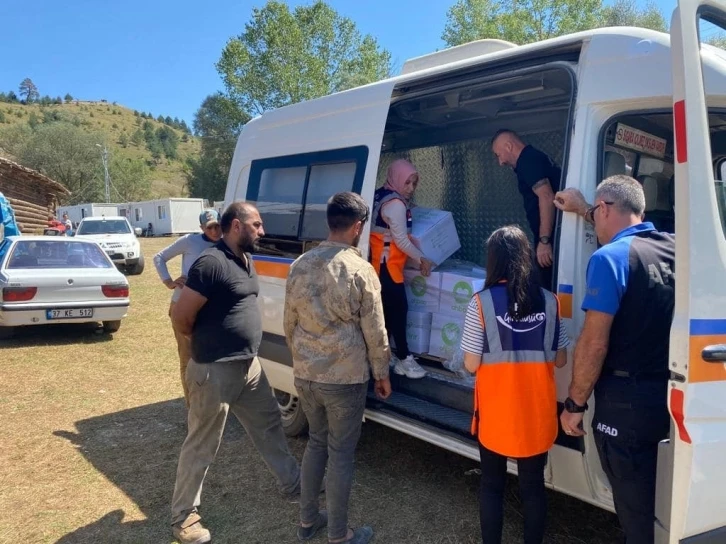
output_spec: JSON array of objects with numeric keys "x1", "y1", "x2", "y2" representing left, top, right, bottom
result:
[{"x1": 601, "y1": 368, "x2": 670, "y2": 381}]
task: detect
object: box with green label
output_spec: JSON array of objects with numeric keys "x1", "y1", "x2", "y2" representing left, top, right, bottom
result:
[
  {"x1": 428, "y1": 313, "x2": 465, "y2": 359},
  {"x1": 403, "y1": 268, "x2": 441, "y2": 313},
  {"x1": 390, "y1": 311, "x2": 432, "y2": 354},
  {"x1": 438, "y1": 270, "x2": 486, "y2": 318}
]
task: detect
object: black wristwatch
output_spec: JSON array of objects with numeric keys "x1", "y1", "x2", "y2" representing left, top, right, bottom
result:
[
  {"x1": 538, "y1": 236, "x2": 551, "y2": 245},
  {"x1": 564, "y1": 397, "x2": 588, "y2": 413}
]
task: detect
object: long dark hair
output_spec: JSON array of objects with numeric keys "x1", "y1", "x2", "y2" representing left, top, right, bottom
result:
[{"x1": 484, "y1": 225, "x2": 544, "y2": 320}]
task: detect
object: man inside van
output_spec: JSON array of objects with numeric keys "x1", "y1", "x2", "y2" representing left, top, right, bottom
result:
[
  {"x1": 284, "y1": 192, "x2": 392, "y2": 544},
  {"x1": 491, "y1": 129, "x2": 561, "y2": 289},
  {"x1": 169, "y1": 202, "x2": 301, "y2": 544},
  {"x1": 554, "y1": 178, "x2": 675, "y2": 544}
]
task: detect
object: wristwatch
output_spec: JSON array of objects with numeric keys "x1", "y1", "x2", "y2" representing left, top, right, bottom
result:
[
  {"x1": 564, "y1": 397, "x2": 588, "y2": 413},
  {"x1": 538, "y1": 236, "x2": 551, "y2": 245}
]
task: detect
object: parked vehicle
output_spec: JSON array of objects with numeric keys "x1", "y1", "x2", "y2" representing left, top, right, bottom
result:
[
  {"x1": 74, "y1": 216, "x2": 144, "y2": 275},
  {"x1": 0, "y1": 236, "x2": 130, "y2": 338},
  {"x1": 224, "y1": 4, "x2": 726, "y2": 542}
]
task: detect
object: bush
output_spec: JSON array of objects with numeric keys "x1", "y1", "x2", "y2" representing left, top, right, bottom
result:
[
  {"x1": 0, "y1": 111, "x2": 5, "y2": 123},
  {"x1": 112, "y1": 122, "x2": 119, "y2": 129}
]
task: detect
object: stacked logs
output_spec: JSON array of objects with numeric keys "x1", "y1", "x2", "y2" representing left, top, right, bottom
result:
[
  {"x1": 0, "y1": 157, "x2": 71, "y2": 234},
  {"x1": 7, "y1": 197, "x2": 51, "y2": 234}
]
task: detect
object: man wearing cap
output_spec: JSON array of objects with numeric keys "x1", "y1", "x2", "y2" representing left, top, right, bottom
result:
[{"x1": 154, "y1": 208, "x2": 223, "y2": 407}]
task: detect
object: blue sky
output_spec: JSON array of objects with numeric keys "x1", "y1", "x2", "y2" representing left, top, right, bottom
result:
[{"x1": 0, "y1": 0, "x2": 677, "y2": 127}]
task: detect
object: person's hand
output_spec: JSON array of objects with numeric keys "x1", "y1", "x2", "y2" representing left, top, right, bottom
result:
[
  {"x1": 536, "y1": 243, "x2": 553, "y2": 268},
  {"x1": 163, "y1": 279, "x2": 176, "y2": 290},
  {"x1": 374, "y1": 377, "x2": 392, "y2": 399},
  {"x1": 560, "y1": 410, "x2": 586, "y2": 437},
  {"x1": 554, "y1": 188, "x2": 589, "y2": 216},
  {"x1": 419, "y1": 257, "x2": 434, "y2": 277},
  {"x1": 174, "y1": 275, "x2": 187, "y2": 288}
]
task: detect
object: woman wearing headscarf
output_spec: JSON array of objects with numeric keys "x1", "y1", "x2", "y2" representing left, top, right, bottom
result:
[
  {"x1": 461, "y1": 225, "x2": 569, "y2": 544},
  {"x1": 369, "y1": 159, "x2": 435, "y2": 379}
]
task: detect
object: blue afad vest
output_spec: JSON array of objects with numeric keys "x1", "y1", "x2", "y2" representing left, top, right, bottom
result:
[{"x1": 0, "y1": 192, "x2": 21, "y2": 239}]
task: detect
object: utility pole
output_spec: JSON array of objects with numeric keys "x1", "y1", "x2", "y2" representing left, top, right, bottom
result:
[{"x1": 96, "y1": 143, "x2": 110, "y2": 203}]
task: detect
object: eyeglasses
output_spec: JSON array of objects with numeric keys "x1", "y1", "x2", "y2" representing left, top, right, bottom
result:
[
  {"x1": 359, "y1": 207, "x2": 369, "y2": 225},
  {"x1": 585, "y1": 201, "x2": 615, "y2": 222}
]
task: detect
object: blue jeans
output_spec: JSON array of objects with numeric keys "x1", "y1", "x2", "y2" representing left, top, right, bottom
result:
[{"x1": 295, "y1": 378, "x2": 367, "y2": 541}]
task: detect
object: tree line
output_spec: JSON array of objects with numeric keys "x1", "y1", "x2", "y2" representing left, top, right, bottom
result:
[{"x1": 187, "y1": 0, "x2": 715, "y2": 201}]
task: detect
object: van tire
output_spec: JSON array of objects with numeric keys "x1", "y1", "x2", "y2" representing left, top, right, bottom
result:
[
  {"x1": 127, "y1": 255, "x2": 145, "y2": 276},
  {"x1": 103, "y1": 320, "x2": 122, "y2": 333},
  {"x1": 274, "y1": 389, "x2": 308, "y2": 436}
]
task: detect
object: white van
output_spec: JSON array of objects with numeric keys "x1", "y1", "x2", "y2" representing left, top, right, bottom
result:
[{"x1": 224, "y1": 2, "x2": 726, "y2": 541}]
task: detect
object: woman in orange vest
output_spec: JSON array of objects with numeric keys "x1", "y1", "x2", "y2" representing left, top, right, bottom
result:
[
  {"x1": 461, "y1": 225, "x2": 569, "y2": 544},
  {"x1": 369, "y1": 159, "x2": 435, "y2": 379}
]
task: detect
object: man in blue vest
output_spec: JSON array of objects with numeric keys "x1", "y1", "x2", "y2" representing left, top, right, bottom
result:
[{"x1": 555, "y1": 176, "x2": 675, "y2": 544}]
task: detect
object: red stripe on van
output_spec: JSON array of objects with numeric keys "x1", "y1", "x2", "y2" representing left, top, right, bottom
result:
[
  {"x1": 670, "y1": 388, "x2": 691, "y2": 444},
  {"x1": 674, "y1": 100, "x2": 688, "y2": 164}
]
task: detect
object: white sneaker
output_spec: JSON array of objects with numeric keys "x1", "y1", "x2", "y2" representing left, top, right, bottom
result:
[{"x1": 393, "y1": 355, "x2": 427, "y2": 379}]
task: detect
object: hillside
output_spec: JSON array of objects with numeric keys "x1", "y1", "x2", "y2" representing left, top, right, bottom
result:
[{"x1": 0, "y1": 100, "x2": 199, "y2": 198}]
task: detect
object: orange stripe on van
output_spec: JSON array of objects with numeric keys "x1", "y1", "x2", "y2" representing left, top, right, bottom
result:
[
  {"x1": 557, "y1": 293, "x2": 573, "y2": 319},
  {"x1": 251, "y1": 256, "x2": 292, "y2": 279},
  {"x1": 688, "y1": 334, "x2": 726, "y2": 383}
]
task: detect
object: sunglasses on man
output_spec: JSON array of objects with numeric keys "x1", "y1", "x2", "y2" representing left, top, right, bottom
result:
[{"x1": 585, "y1": 201, "x2": 615, "y2": 223}]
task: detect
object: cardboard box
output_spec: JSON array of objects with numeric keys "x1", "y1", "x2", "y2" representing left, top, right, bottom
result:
[
  {"x1": 404, "y1": 268, "x2": 441, "y2": 313},
  {"x1": 390, "y1": 311, "x2": 433, "y2": 355},
  {"x1": 410, "y1": 207, "x2": 461, "y2": 265},
  {"x1": 429, "y1": 313, "x2": 465, "y2": 360},
  {"x1": 439, "y1": 270, "x2": 486, "y2": 318}
]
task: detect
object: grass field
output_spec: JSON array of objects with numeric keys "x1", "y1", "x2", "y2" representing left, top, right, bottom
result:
[{"x1": 0, "y1": 238, "x2": 623, "y2": 544}]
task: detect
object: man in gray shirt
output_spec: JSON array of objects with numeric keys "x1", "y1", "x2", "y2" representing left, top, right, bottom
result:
[
  {"x1": 153, "y1": 209, "x2": 222, "y2": 407},
  {"x1": 170, "y1": 202, "x2": 300, "y2": 544}
]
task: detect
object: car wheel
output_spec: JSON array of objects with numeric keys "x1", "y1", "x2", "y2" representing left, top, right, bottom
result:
[
  {"x1": 128, "y1": 255, "x2": 145, "y2": 276},
  {"x1": 274, "y1": 389, "x2": 308, "y2": 436},
  {"x1": 102, "y1": 320, "x2": 122, "y2": 333},
  {"x1": 0, "y1": 326, "x2": 15, "y2": 340}
]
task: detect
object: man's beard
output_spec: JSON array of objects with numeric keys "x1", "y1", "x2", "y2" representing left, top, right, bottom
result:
[{"x1": 237, "y1": 233, "x2": 256, "y2": 253}]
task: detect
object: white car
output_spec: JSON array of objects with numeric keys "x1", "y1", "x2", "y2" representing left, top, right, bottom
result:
[
  {"x1": 0, "y1": 236, "x2": 130, "y2": 338},
  {"x1": 74, "y1": 216, "x2": 144, "y2": 275}
]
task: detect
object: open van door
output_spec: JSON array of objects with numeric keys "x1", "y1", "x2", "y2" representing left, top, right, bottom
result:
[{"x1": 663, "y1": 1, "x2": 726, "y2": 542}]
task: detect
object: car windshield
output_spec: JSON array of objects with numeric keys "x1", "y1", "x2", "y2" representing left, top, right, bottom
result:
[
  {"x1": 6, "y1": 241, "x2": 113, "y2": 269},
  {"x1": 77, "y1": 219, "x2": 131, "y2": 235}
]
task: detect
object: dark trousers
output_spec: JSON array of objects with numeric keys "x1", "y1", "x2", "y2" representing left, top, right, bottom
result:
[
  {"x1": 592, "y1": 385, "x2": 668, "y2": 544},
  {"x1": 536, "y1": 262, "x2": 553, "y2": 292},
  {"x1": 380, "y1": 263, "x2": 409, "y2": 359},
  {"x1": 295, "y1": 378, "x2": 367, "y2": 541},
  {"x1": 478, "y1": 444, "x2": 548, "y2": 544}
]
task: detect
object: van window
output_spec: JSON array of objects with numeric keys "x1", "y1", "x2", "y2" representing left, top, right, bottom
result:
[
  {"x1": 246, "y1": 146, "x2": 369, "y2": 253},
  {"x1": 256, "y1": 166, "x2": 308, "y2": 237},
  {"x1": 301, "y1": 162, "x2": 358, "y2": 239}
]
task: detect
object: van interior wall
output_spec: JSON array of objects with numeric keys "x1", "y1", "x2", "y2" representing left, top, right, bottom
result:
[{"x1": 378, "y1": 128, "x2": 566, "y2": 268}]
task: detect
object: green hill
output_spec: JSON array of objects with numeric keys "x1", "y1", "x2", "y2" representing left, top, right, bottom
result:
[{"x1": 0, "y1": 100, "x2": 199, "y2": 198}]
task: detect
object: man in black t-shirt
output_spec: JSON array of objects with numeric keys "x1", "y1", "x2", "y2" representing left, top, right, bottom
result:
[
  {"x1": 169, "y1": 202, "x2": 301, "y2": 544},
  {"x1": 492, "y1": 130, "x2": 562, "y2": 289}
]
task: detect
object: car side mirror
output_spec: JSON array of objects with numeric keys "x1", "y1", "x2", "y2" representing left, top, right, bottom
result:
[{"x1": 134, "y1": 227, "x2": 142, "y2": 237}]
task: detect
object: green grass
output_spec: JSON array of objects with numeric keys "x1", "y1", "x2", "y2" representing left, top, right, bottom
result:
[
  {"x1": 0, "y1": 101, "x2": 199, "y2": 198},
  {"x1": 0, "y1": 238, "x2": 623, "y2": 544}
]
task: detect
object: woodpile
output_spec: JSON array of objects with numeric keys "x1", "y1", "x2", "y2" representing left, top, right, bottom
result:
[{"x1": 0, "y1": 157, "x2": 70, "y2": 234}]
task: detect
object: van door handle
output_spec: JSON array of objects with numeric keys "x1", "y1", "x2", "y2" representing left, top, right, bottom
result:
[{"x1": 701, "y1": 344, "x2": 726, "y2": 362}]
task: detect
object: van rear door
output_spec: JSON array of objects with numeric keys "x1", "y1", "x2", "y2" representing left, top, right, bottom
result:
[{"x1": 664, "y1": 1, "x2": 726, "y2": 541}]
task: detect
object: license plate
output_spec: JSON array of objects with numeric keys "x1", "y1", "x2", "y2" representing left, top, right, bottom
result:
[{"x1": 46, "y1": 308, "x2": 94, "y2": 320}]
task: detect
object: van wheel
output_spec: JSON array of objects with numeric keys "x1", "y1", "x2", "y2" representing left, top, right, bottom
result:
[
  {"x1": 103, "y1": 320, "x2": 122, "y2": 333},
  {"x1": 274, "y1": 389, "x2": 308, "y2": 436}
]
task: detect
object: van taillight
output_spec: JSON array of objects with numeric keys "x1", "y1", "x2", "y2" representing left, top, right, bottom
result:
[
  {"x1": 2, "y1": 287, "x2": 38, "y2": 302},
  {"x1": 102, "y1": 285, "x2": 129, "y2": 298}
]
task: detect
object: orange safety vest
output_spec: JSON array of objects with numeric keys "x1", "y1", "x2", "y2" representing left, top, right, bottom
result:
[
  {"x1": 470, "y1": 286, "x2": 560, "y2": 458},
  {"x1": 369, "y1": 187, "x2": 412, "y2": 284}
]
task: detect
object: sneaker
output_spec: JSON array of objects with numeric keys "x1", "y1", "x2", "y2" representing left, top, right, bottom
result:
[
  {"x1": 298, "y1": 510, "x2": 328, "y2": 541},
  {"x1": 330, "y1": 526, "x2": 374, "y2": 544},
  {"x1": 393, "y1": 355, "x2": 427, "y2": 379},
  {"x1": 172, "y1": 512, "x2": 211, "y2": 544}
]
